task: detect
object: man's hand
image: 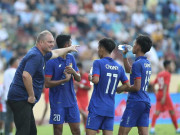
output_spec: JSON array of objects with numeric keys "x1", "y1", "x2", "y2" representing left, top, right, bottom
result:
[
  {"x1": 64, "y1": 72, "x2": 71, "y2": 82},
  {"x1": 65, "y1": 66, "x2": 75, "y2": 74},
  {"x1": 68, "y1": 45, "x2": 80, "y2": 52},
  {"x1": 28, "y1": 96, "x2": 36, "y2": 103}
]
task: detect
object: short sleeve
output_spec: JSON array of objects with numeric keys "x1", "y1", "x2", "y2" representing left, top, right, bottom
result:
[
  {"x1": 92, "y1": 60, "x2": 100, "y2": 77},
  {"x1": 45, "y1": 60, "x2": 54, "y2": 77},
  {"x1": 119, "y1": 66, "x2": 129, "y2": 84},
  {"x1": 44, "y1": 52, "x2": 52, "y2": 61},
  {"x1": 132, "y1": 62, "x2": 141, "y2": 79},
  {"x1": 24, "y1": 55, "x2": 41, "y2": 77}
]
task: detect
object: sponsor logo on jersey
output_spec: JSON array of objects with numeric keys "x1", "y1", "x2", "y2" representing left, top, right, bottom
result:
[
  {"x1": 144, "y1": 63, "x2": 151, "y2": 68},
  {"x1": 105, "y1": 64, "x2": 118, "y2": 70}
]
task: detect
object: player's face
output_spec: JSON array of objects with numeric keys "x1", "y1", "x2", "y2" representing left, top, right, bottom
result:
[
  {"x1": 132, "y1": 40, "x2": 140, "y2": 54},
  {"x1": 169, "y1": 62, "x2": 175, "y2": 73},
  {"x1": 65, "y1": 39, "x2": 72, "y2": 48},
  {"x1": 41, "y1": 34, "x2": 55, "y2": 53}
]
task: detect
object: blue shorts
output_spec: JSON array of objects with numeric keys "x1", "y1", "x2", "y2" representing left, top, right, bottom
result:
[
  {"x1": 49, "y1": 104, "x2": 80, "y2": 124},
  {"x1": 120, "y1": 101, "x2": 150, "y2": 127},
  {"x1": 86, "y1": 111, "x2": 114, "y2": 131}
]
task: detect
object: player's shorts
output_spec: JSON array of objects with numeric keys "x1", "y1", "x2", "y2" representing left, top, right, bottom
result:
[
  {"x1": 44, "y1": 88, "x2": 49, "y2": 104},
  {"x1": 120, "y1": 101, "x2": 150, "y2": 127},
  {"x1": 49, "y1": 104, "x2": 80, "y2": 124},
  {"x1": 77, "y1": 97, "x2": 88, "y2": 113},
  {"x1": 86, "y1": 111, "x2": 114, "y2": 131},
  {"x1": 156, "y1": 92, "x2": 174, "y2": 112}
]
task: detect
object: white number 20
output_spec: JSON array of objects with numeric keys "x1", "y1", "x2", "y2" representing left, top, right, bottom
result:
[
  {"x1": 53, "y1": 114, "x2": 60, "y2": 121},
  {"x1": 105, "y1": 73, "x2": 118, "y2": 94}
]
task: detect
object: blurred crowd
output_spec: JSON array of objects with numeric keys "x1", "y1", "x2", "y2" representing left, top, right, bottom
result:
[{"x1": 0, "y1": 0, "x2": 180, "y2": 73}]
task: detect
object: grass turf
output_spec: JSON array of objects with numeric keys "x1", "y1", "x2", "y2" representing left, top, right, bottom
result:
[{"x1": 28, "y1": 124, "x2": 179, "y2": 135}]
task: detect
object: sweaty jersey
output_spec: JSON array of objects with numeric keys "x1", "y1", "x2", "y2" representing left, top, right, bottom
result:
[
  {"x1": 45, "y1": 54, "x2": 79, "y2": 108},
  {"x1": 153, "y1": 71, "x2": 171, "y2": 93},
  {"x1": 128, "y1": 56, "x2": 151, "y2": 103},
  {"x1": 88, "y1": 57, "x2": 128, "y2": 117},
  {"x1": 8, "y1": 47, "x2": 52, "y2": 102}
]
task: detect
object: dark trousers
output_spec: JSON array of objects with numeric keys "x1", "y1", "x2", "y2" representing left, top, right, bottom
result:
[
  {"x1": 8, "y1": 100, "x2": 37, "y2": 135},
  {"x1": 5, "y1": 101, "x2": 14, "y2": 135}
]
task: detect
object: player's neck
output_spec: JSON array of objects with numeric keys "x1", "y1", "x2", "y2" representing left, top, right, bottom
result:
[
  {"x1": 102, "y1": 54, "x2": 111, "y2": 58},
  {"x1": 135, "y1": 52, "x2": 144, "y2": 57}
]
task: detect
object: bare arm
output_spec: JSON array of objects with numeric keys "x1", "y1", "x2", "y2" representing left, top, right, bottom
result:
[
  {"x1": 161, "y1": 84, "x2": 167, "y2": 104},
  {"x1": 22, "y1": 71, "x2": 36, "y2": 103},
  {"x1": 119, "y1": 79, "x2": 141, "y2": 92},
  {"x1": 50, "y1": 45, "x2": 79, "y2": 59},
  {"x1": 65, "y1": 66, "x2": 81, "y2": 82},
  {"x1": 116, "y1": 82, "x2": 130, "y2": 93},
  {"x1": 123, "y1": 58, "x2": 132, "y2": 73},
  {"x1": 92, "y1": 75, "x2": 99, "y2": 84},
  {"x1": 45, "y1": 72, "x2": 71, "y2": 88}
]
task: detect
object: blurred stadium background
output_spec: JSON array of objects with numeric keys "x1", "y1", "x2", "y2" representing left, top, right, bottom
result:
[{"x1": 0, "y1": 0, "x2": 180, "y2": 134}]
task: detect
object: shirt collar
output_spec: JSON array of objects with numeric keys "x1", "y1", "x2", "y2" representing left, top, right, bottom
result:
[{"x1": 103, "y1": 57, "x2": 112, "y2": 60}]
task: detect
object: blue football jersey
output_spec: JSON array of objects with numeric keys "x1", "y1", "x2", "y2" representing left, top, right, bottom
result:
[
  {"x1": 8, "y1": 46, "x2": 52, "y2": 102},
  {"x1": 88, "y1": 57, "x2": 128, "y2": 117},
  {"x1": 128, "y1": 56, "x2": 151, "y2": 103},
  {"x1": 45, "y1": 54, "x2": 79, "y2": 108}
]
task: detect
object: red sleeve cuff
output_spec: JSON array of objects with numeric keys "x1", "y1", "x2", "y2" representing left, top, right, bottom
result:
[
  {"x1": 134, "y1": 77, "x2": 141, "y2": 79},
  {"x1": 45, "y1": 75, "x2": 52, "y2": 77},
  {"x1": 93, "y1": 74, "x2": 100, "y2": 77},
  {"x1": 122, "y1": 80, "x2": 129, "y2": 84}
]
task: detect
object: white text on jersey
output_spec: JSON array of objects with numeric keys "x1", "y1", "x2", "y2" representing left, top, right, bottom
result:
[{"x1": 105, "y1": 64, "x2": 118, "y2": 70}]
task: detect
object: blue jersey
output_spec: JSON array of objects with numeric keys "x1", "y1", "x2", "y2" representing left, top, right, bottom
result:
[
  {"x1": 45, "y1": 54, "x2": 79, "y2": 108},
  {"x1": 128, "y1": 56, "x2": 151, "y2": 103},
  {"x1": 88, "y1": 57, "x2": 128, "y2": 117},
  {"x1": 8, "y1": 46, "x2": 52, "y2": 102}
]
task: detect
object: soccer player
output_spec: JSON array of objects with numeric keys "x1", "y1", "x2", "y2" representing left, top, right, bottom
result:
[
  {"x1": 75, "y1": 62, "x2": 91, "y2": 130},
  {"x1": 150, "y1": 60, "x2": 180, "y2": 134},
  {"x1": 3, "y1": 57, "x2": 19, "y2": 135},
  {"x1": 86, "y1": 38, "x2": 129, "y2": 135},
  {"x1": 118, "y1": 35, "x2": 152, "y2": 135},
  {"x1": 7, "y1": 30, "x2": 79, "y2": 135},
  {"x1": 45, "y1": 34, "x2": 81, "y2": 135}
]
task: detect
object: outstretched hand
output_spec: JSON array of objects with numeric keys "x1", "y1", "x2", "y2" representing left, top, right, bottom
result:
[{"x1": 68, "y1": 45, "x2": 80, "y2": 52}]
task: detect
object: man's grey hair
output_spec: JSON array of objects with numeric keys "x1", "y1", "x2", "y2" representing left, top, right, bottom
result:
[{"x1": 36, "y1": 30, "x2": 52, "y2": 44}]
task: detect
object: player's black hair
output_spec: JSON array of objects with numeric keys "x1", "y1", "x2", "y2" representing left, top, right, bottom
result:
[
  {"x1": 163, "y1": 60, "x2": 171, "y2": 68},
  {"x1": 136, "y1": 34, "x2": 152, "y2": 54},
  {"x1": 77, "y1": 62, "x2": 83, "y2": 68},
  {"x1": 56, "y1": 34, "x2": 71, "y2": 48},
  {"x1": 98, "y1": 38, "x2": 116, "y2": 54},
  {"x1": 9, "y1": 57, "x2": 18, "y2": 66}
]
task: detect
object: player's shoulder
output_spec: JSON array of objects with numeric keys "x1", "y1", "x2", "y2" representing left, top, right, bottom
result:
[{"x1": 67, "y1": 53, "x2": 74, "y2": 58}]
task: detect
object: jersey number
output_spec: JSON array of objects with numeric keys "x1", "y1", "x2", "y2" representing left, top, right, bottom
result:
[
  {"x1": 105, "y1": 73, "x2": 118, "y2": 94},
  {"x1": 143, "y1": 71, "x2": 151, "y2": 91},
  {"x1": 53, "y1": 114, "x2": 60, "y2": 121},
  {"x1": 158, "y1": 77, "x2": 164, "y2": 89}
]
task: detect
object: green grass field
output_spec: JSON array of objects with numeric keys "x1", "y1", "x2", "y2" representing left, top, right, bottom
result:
[{"x1": 30, "y1": 124, "x2": 179, "y2": 135}]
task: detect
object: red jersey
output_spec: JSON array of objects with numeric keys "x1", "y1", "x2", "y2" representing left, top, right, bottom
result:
[
  {"x1": 76, "y1": 72, "x2": 91, "y2": 111},
  {"x1": 153, "y1": 71, "x2": 174, "y2": 111},
  {"x1": 153, "y1": 71, "x2": 171, "y2": 93}
]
